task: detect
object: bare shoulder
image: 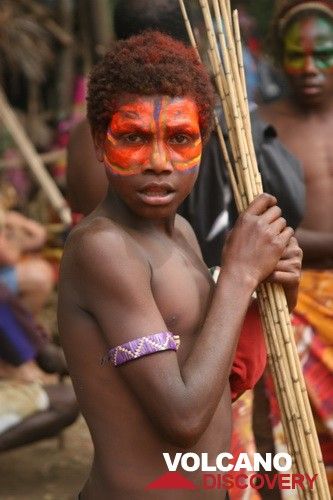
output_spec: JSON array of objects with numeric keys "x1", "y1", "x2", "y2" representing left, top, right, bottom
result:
[
  {"x1": 60, "y1": 216, "x2": 151, "y2": 300},
  {"x1": 175, "y1": 214, "x2": 202, "y2": 258}
]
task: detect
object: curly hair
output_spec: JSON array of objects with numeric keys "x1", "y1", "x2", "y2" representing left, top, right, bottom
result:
[
  {"x1": 87, "y1": 31, "x2": 215, "y2": 144},
  {"x1": 269, "y1": 0, "x2": 333, "y2": 63}
]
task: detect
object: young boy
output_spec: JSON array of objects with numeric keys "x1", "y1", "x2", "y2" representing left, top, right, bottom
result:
[{"x1": 58, "y1": 32, "x2": 302, "y2": 499}]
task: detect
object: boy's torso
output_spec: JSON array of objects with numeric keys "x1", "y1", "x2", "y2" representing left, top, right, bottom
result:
[{"x1": 58, "y1": 212, "x2": 232, "y2": 498}]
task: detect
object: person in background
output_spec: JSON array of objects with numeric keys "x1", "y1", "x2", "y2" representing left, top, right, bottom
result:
[
  {"x1": 0, "y1": 282, "x2": 78, "y2": 452},
  {"x1": 259, "y1": 0, "x2": 333, "y2": 493},
  {"x1": 0, "y1": 203, "x2": 54, "y2": 315}
]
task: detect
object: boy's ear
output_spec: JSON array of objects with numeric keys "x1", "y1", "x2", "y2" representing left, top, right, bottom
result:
[{"x1": 93, "y1": 131, "x2": 106, "y2": 163}]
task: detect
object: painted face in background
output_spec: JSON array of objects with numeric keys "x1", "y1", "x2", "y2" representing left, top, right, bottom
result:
[
  {"x1": 282, "y1": 14, "x2": 333, "y2": 105},
  {"x1": 103, "y1": 95, "x2": 202, "y2": 176}
]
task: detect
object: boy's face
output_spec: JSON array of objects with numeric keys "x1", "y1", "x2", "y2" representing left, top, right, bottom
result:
[
  {"x1": 97, "y1": 94, "x2": 202, "y2": 219},
  {"x1": 282, "y1": 14, "x2": 333, "y2": 106}
]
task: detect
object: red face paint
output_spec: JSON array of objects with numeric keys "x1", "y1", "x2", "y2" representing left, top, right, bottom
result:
[{"x1": 103, "y1": 96, "x2": 202, "y2": 176}]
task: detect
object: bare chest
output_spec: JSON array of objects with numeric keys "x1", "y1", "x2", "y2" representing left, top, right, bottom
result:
[
  {"x1": 274, "y1": 114, "x2": 328, "y2": 164},
  {"x1": 273, "y1": 116, "x2": 333, "y2": 228},
  {"x1": 148, "y1": 246, "x2": 214, "y2": 360}
]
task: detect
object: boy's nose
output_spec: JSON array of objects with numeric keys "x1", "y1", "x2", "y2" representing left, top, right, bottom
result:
[{"x1": 146, "y1": 142, "x2": 173, "y2": 173}]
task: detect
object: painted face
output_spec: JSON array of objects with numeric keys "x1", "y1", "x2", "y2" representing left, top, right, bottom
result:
[
  {"x1": 282, "y1": 14, "x2": 333, "y2": 105},
  {"x1": 283, "y1": 15, "x2": 333, "y2": 74},
  {"x1": 103, "y1": 95, "x2": 202, "y2": 176}
]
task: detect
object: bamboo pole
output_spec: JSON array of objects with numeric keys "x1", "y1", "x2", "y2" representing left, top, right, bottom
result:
[
  {"x1": 0, "y1": 86, "x2": 71, "y2": 226},
  {"x1": 0, "y1": 149, "x2": 66, "y2": 170},
  {"x1": 179, "y1": 1, "x2": 330, "y2": 498}
]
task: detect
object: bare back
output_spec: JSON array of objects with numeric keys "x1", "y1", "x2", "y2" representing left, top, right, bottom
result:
[{"x1": 58, "y1": 210, "x2": 231, "y2": 499}]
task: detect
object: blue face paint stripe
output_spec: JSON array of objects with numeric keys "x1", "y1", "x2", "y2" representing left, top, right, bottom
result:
[{"x1": 153, "y1": 97, "x2": 163, "y2": 123}]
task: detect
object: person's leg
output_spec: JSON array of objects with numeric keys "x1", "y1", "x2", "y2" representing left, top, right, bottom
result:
[
  {"x1": 16, "y1": 257, "x2": 54, "y2": 314},
  {"x1": 0, "y1": 383, "x2": 79, "y2": 452}
]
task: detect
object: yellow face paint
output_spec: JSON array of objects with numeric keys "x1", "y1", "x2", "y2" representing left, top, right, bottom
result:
[{"x1": 283, "y1": 15, "x2": 333, "y2": 74}]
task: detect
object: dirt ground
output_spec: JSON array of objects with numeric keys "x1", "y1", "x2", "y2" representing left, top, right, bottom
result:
[{"x1": 0, "y1": 416, "x2": 93, "y2": 500}]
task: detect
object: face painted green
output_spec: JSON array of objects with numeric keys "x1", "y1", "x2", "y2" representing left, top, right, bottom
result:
[{"x1": 283, "y1": 15, "x2": 333, "y2": 74}]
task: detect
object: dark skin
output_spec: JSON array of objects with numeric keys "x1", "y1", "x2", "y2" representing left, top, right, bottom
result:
[
  {"x1": 67, "y1": 120, "x2": 107, "y2": 214},
  {"x1": 58, "y1": 94, "x2": 301, "y2": 499},
  {"x1": 260, "y1": 14, "x2": 333, "y2": 268}
]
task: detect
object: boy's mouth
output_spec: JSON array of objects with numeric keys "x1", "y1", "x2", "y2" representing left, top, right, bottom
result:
[{"x1": 138, "y1": 183, "x2": 176, "y2": 205}]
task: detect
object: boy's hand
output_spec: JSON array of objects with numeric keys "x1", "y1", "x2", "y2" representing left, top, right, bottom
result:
[
  {"x1": 268, "y1": 236, "x2": 303, "y2": 311},
  {"x1": 222, "y1": 194, "x2": 294, "y2": 290}
]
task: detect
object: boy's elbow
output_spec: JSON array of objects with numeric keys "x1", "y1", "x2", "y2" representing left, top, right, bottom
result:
[{"x1": 162, "y1": 413, "x2": 205, "y2": 448}]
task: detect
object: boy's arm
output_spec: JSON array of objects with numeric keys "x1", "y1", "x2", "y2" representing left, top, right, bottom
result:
[{"x1": 76, "y1": 195, "x2": 292, "y2": 447}]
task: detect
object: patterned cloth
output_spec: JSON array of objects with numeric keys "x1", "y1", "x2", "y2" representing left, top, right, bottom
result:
[
  {"x1": 265, "y1": 270, "x2": 333, "y2": 498},
  {"x1": 229, "y1": 391, "x2": 261, "y2": 500}
]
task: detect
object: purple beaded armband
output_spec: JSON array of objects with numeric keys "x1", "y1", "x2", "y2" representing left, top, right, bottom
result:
[{"x1": 103, "y1": 331, "x2": 180, "y2": 367}]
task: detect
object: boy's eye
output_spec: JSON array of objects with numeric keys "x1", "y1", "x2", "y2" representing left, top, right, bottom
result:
[
  {"x1": 169, "y1": 134, "x2": 192, "y2": 145},
  {"x1": 122, "y1": 133, "x2": 147, "y2": 144},
  {"x1": 316, "y1": 50, "x2": 333, "y2": 61}
]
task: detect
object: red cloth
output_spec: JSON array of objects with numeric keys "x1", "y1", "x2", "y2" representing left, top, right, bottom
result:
[{"x1": 230, "y1": 302, "x2": 266, "y2": 401}]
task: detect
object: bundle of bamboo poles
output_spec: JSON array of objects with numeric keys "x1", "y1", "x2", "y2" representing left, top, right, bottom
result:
[{"x1": 179, "y1": 1, "x2": 330, "y2": 498}]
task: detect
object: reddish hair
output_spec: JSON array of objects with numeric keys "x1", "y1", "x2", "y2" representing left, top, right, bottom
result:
[{"x1": 87, "y1": 31, "x2": 214, "y2": 144}]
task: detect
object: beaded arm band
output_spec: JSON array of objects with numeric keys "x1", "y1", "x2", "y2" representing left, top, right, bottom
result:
[{"x1": 102, "y1": 331, "x2": 180, "y2": 367}]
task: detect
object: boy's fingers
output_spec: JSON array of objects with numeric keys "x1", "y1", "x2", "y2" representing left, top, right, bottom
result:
[
  {"x1": 269, "y1": 216, "x2": 287, "y2": 235},
  {"x1": 269, "y1": 271, "x2": 299, "y2": 286},
  {"x1": 278, "y1": 226, "x2": 294, "y2": 247},
  {"x1": 280, "y1": 237, "x2": 303, "y2": 259},
  {"x1": 273, "y1": 258, "x2": 300, "y2": 272},
  {"x1": 246, "y1": 194, "x2": 277, "y2": 216},
  {"x1": 261, "y1": 206, "x2": 283, "y2": 224}
]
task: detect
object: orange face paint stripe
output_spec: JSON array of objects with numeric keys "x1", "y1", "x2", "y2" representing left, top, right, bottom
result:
[
  {"x1": 104, "y1": 155, "x2": 142, "y2": 176},
  {"x1": 103, "y1": 96, "x2": 202, "y2": 176},
  {"x1": 173, "y1": 154, "x2": 202, "y2": 170}
]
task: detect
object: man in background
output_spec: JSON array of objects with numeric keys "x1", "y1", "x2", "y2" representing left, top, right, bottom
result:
[{"x1": 260, "y1": 0, "x2": 333, "y2": 492}]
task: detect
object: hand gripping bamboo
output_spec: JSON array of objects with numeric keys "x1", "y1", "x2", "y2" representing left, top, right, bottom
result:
[{"x1": 179, "y1": 1, "x2": 330, "y2": 498}]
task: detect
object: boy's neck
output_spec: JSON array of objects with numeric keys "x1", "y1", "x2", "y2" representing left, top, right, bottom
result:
[{"x1": 101, "y1": 188, "x2": 176, "y2": 236}]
